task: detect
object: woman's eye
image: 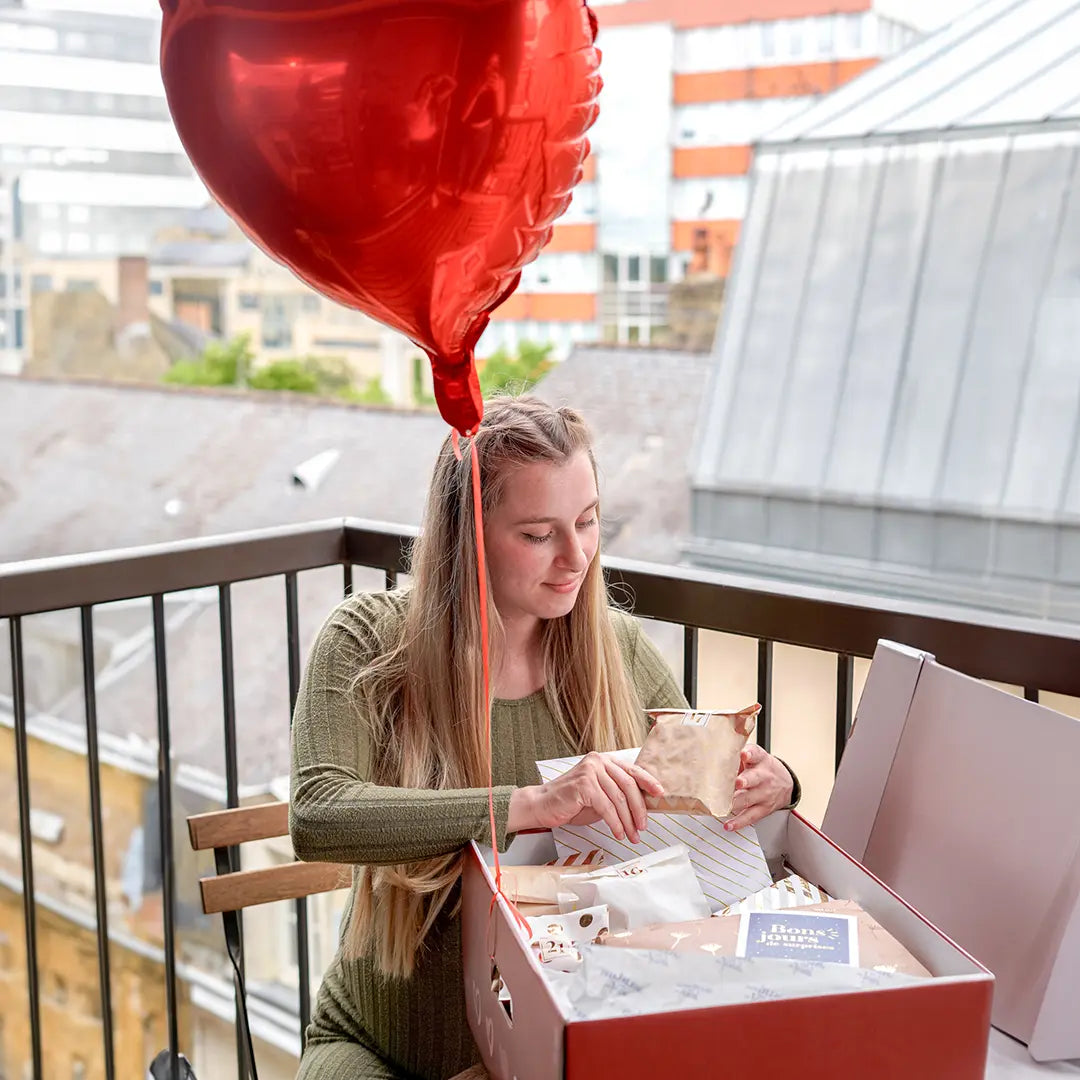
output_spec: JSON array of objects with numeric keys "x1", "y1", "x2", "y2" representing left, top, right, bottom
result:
[
  {"x1": 577, "y1": 517, "x2": 597, "y2": 530},
  {"x1": 524, "y1": 532, "x2": 552, "y2": 544}
]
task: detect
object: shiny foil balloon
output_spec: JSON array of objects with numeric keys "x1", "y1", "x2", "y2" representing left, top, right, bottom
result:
[{"x1": 160, "y1": 0, "x2": 601, "y2": 433}]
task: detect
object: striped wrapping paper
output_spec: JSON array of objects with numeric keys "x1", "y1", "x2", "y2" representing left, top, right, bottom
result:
[
  {"x1": 718, "y1": 872, "x2": 831, "y2": 916},
  {"x1": 536, "y1": 753, "x2": 773, "y2": 911}
]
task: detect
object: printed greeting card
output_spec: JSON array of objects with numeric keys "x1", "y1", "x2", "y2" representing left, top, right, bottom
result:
[{"x1": 736, "y1": 910, "x2": 859, "y2": 966}]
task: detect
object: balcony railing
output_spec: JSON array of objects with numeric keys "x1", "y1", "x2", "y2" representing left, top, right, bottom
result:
[{"x1": 2, "y1": 518, "x2": 1079, "y2": 1080}]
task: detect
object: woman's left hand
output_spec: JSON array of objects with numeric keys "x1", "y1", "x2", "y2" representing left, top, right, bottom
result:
[{"x1": 724, "y1": 744, "x2": 794, "y2": 831}]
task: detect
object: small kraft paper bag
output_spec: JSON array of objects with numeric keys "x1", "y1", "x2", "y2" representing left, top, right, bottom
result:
[{"x1": 638, "y1": 705, "x2": 761, "y2": 818}]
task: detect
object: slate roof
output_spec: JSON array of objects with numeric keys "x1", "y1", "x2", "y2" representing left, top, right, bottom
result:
[
  {"x1": 767, "y1": 0, "x2": 1080, "y2": 142},
  {"x1": 690, "y1": 0, "x2": 1080, "y2": 621},
  {"x1": 2, "y1": 349, "x2": 708, "y2": 783}
]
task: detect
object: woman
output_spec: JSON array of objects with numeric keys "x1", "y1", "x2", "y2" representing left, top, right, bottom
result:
[{"x1": 290, "y1": 396, "x2": 798, "y2": 1080}]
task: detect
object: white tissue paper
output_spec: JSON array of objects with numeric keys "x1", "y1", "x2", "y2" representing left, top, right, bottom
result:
[
  {"x1": 536, "y1": 751, "x2": 773, "y2": 910},
  {"x1": 547, "y1": 945, "x2": 925, "y2": 1022},
  {"x1": 556, "y1": 845, "x2": 711, "y2": 932}
]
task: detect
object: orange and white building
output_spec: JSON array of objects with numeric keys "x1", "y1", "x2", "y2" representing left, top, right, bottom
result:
[{"x1": 479, "y1": 0, "x2": 978, "y2": 357}]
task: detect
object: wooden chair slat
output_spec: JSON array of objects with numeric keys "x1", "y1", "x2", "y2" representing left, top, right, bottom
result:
[
  {"x1": 188, "y1": 801, "x2": 290, "y2": 851},
  {"x1": 199, "y1": 860, "x2": 353, "y2": 914}
]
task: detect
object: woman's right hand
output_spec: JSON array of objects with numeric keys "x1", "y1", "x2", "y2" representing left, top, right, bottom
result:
[{"x1": 507, "y1": 753, "x2": 664, "y2": 845}]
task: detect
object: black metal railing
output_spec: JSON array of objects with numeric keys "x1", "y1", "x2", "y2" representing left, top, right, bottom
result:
[{"x1": 2, "y1": 517, "x2": 1080, "y2": 1080}]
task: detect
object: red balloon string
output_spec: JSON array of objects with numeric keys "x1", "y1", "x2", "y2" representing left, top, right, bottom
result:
[{"x1": 456, "y1": 428, "x2": 531, "y2": 937}]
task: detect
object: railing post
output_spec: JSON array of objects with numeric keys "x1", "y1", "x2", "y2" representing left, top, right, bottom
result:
[
  {"x1": 835, "y1": 653, "x2": 855, "y2": 773},
  {"x1": 756, "y1": 640, "x2": 774, "y2": 754},
  {"x1": 152, "y1": 595, "x2": 180, "y2": 1080},
  {"x1": 81, "y1": 606, "x2": 116, "y2": 1080},
  {"x1": 682, "y1": 626, "x2": 698, "y2": 708},
  {"x1": 218, "y1": 584, "x2": 251, "y2": 1080},
  {"x1": 10, "y1": 616, "x2": 43, "y2": 1080},
  {"x1": 285, "y1": 573, "x2": 312, "y2": 1047}
]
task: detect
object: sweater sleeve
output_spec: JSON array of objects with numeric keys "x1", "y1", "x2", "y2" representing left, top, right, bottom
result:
[{"x1": 289, "y1": 595, "x2": 515, "y2": 866}]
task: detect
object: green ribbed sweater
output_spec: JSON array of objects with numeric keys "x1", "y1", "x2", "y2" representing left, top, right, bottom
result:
[{"x1": 289, "y1": 591, "x2": 688, "y2": 1080}]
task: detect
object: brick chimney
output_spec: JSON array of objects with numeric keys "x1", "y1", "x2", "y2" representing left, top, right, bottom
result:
[{"x1": 115, "y1": 255, "x2": 150, "y2": 342}]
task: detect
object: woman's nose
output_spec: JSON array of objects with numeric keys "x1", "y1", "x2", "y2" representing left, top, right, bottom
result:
[{"x1": 558, "y1": 533, "x2": 588, "y2": 571}]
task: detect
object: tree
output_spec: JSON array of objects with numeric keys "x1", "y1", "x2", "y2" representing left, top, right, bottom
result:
[
  {"x1": 247, "y1": 359, "x2": 321, "y2": 393},
  {"x1": 163, "y1": 335, "x2": 390, "y2": 405},
  {"x1": 163, "y1": 333, "x2": 254, "y2": 387},
  {"x1": 478, "y1": 340, "x2": 553, "y2": 396}
]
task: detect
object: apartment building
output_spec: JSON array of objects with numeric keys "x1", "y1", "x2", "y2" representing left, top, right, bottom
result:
[{"x1": 480, "y1": 0, "x2": 926, "y2": 355}]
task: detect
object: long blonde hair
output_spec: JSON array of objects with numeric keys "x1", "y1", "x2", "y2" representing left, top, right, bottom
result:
[{"x1": 345, "y1": 395, "x2": 644, "y2": 977}]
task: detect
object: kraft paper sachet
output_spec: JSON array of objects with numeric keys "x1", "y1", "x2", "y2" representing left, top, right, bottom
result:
[
  {"x1": 498, "y1": 863, "x2": 598, "y2": 906},
  {"x1": 638, "y1": 705, "x2": 761, "y2": 817}
]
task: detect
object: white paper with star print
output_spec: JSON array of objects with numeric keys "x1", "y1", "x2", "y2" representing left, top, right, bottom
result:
[
  {"x1": 536, "y1": 752, "x2": 773, "y2": 910},
  {"x1": 547, "y1": 946, "x2": 925, "y2": 1022}
]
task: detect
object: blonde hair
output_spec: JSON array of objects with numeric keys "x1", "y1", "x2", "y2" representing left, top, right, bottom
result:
[{"x1": 345, "y1": 395, "x2": 644, "y2": 977}]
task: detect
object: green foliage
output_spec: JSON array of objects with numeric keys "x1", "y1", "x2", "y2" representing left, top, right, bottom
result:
[
  {"x1": 339, "y1": 376, "x2": 392, "y2": 406},
  {"x1": 247, "y1": 359, "x2": 321, "y2": 393},
  {"x1": 163, "y1": 333, "x2": 253, "y2": 386},
  {"x1": 478, "y1": 340, "x2": 554, "y2": 396},
  {"x1": 163, "y1": 334, "x2": 389, "y2": 405}
]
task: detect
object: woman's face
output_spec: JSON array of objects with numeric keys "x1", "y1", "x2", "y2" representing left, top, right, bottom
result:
[{"x1": 484, "y1": 450, "x2": 600, "y2": 627}]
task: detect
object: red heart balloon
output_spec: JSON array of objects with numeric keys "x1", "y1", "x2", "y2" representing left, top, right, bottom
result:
[{"x1": 159, "y1": 0, "x2": 600, "y2": 434}]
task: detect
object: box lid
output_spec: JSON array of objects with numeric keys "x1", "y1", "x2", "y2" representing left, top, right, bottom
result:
[{"x1": 822, "y1": 641, "x2": 1080, "y2": 1060}]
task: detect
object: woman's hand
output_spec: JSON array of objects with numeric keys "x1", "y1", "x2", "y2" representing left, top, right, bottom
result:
[
  {"x1": 724, "y1": 744, "x2": 794, "y2": 831},
  {"x1": 508, "y1": 753, "x2": 664, "y2": 845}
]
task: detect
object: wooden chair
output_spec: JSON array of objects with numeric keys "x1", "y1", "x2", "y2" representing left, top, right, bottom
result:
[{"x1": 187, "y1": 802, "x2": 488, "y2": 1080}]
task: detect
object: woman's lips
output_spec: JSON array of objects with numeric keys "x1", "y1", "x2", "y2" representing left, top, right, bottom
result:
[{"x1": 544, "y1": 579, "x2": 580, "y2": 594}]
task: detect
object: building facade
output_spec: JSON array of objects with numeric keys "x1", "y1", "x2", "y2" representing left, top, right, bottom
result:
[{"x1": 479, "y1": 0, "x2": 922, "y2": 356}]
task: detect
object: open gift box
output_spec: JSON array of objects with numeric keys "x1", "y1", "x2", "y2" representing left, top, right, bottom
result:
[
  {"x1": 462, "y1": 810, "x2": 993, "y2": 1080},
  {"x1": 824, "y1": 641, "x2": 1080, "y2": 1063}
]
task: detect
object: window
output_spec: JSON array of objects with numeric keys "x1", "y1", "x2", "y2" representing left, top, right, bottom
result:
[
  {"x1": 31, "y1": 274, "x2": 52, "y2": 294},
  {"x1": 261, "y1": 296, "x2": 293, "y2": 349},
  {"x1": 64, "y1": 31, "x2": 88, "y2": 52},
  {"x1": 649, "y1": 256, "x2": 667, "y2": 284},
  {"x1": 787, "y1": 19, "x2": 804, "y2": 58},
  {"x1": 0, "y1": 24, "x2": 57, "y2": 50},
  {"x1": 66, "y1": 280, "x2": 97, "y2": 293},
  {"x1": 602, "y1": 254, "x2": 618, "y2": 284},
  {"x1": 761, "y1": 21, "x2": 776, "y2": 60},
  {"x1": 627, "y1": 325, "x2": 640, "y2": 343},
  {"x1": 844, "y1": 13, "x2": 863, "y2": 50},
  {"x1": 67, "y1": 206, "x2": 90, "y2": 225},
  {"x1": 68, "y1": 233, "x2": 91, "y2": 255},
  {"x1": 149, "y1": 280, "x2": 164, "y2": 296},
  {"x1": 39, "y1": 231, "x2": 63, "y2": 254},
  {"x1": 238, "y1": 292, "x2": 259, "y2": 310},
  {"x1": 627, "y1": 256, "x2": 640, "y2": 283},
  {"x1": 817, "y1": 15, "x2": 835, "y2": 56},
  {"x1": 300, "y1": 293, "x2": 320, "y2": 313}
]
